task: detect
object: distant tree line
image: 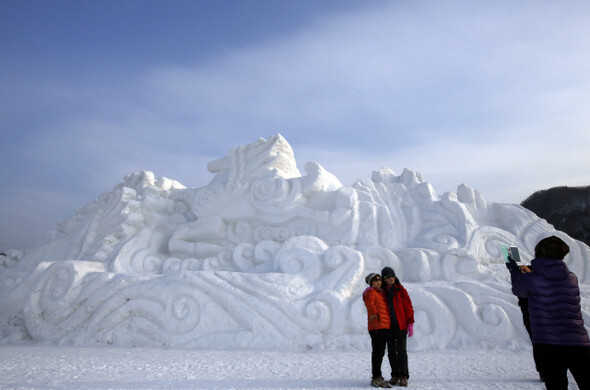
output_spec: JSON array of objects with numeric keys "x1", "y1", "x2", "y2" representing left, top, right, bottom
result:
[{"x1": 521, "y1": 185, "x2": 590, "y2": 247}]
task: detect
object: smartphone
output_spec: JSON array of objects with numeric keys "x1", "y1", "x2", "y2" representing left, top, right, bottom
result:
[
  {"x1": 500, "y1": 245, "x2": 521, "y2": 263},
  {"x1": 508, "y1": 246, "x2": 521, "y2": 263}
]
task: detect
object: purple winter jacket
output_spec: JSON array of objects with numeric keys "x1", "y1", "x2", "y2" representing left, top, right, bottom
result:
[{"x1": 511, "y1": 257, "x2": 590, "y2": 346}]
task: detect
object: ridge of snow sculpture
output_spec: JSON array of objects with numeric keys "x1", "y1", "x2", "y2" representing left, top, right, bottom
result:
[
  {"x1": 1, "y1": 134, "x2": 589, "y2": 350},
  {"x1": 166, "y1": 134, "x2": 351, "y2": 269}
]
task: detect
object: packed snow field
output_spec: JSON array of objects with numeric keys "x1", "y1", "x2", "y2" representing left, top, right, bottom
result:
[{"x1": 1, "y1": 345, "x2": 576, "y2": 390}]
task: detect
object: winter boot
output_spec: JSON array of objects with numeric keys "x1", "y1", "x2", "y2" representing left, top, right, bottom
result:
[{"x1": 371, "y1": 377, "x2": 392, "y2": 388}]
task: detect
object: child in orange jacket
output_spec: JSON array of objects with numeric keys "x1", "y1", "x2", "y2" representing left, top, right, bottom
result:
[{"x1": 363, "y1": 273, "x2": 392, "y2": 388}]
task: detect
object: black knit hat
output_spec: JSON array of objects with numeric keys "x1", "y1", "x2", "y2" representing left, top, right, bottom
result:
[
  {"x1": 381, "y1": 266, "x2": 396, "y2": 279},
  {"x1": 534, "y1": 236, "x2": 570, "y2": 260}
]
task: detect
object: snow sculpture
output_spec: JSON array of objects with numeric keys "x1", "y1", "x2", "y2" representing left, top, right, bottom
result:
[{"x1": 1, "y1": 134, "x2": 589, "y2": 350}]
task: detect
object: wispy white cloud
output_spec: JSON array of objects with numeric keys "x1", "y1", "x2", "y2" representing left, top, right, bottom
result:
[
  {"x1": 2, "y1": 1, "x2": 590, "y2": 248},
  {"x1": 134, "y1": 1, "x2": 590, "y2": 197}
]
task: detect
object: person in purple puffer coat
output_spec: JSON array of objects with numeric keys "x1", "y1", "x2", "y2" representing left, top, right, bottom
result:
[{"x1": 509, "y1": 236, "x2": 590, "y2": 390}]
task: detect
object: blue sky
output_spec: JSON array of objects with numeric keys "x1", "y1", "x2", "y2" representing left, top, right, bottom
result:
[{"x1": 2, "y1": 0, "x2": 590, "y2": 250}]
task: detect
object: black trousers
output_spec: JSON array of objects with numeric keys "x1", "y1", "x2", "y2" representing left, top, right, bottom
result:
[
  {"x1": 519, "y1": 298, "x2": 542, "y2": 375},
  {"x1": 387, "y1": 328, "x2": 409, "y2": 379},
  {"x1": 369, "y1": 329, "x2": 388, "y2": 379},
  {"x1": 535, "y1": 344, "x2": 590, "y2": 390}
]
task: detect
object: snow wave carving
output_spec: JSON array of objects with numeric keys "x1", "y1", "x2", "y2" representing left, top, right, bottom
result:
[
  {"x1": 19, "y1": 239, "x2": 364, "y2": 349},
  {"x1": 407, "y1": 287, "x2": 455, "y2": 350},
  {"x1": 24, "y1": 261, "x2": 204, "y2": 346},
  {"x1": 1, "y1": 134, "x2": 589, "y2": 351}
]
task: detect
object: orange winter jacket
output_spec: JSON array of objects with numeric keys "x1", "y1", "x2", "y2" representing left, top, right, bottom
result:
[{"x1": 362, "y1": 287, "x2": 391, "y2": 331}]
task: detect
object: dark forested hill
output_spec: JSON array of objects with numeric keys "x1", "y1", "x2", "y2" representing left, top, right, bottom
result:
[{"x1": 521, "y1": 185, "x2": 590, "y2": 247}]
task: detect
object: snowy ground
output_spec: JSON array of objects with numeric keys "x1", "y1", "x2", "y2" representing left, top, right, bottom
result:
[{"x1": 0, "y1": 345, "x2": 579, "y2": 390}]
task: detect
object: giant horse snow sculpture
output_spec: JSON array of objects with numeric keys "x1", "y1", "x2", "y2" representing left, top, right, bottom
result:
[{"x1": 1, "y1": 134, "x2": 589, "y2": 350}]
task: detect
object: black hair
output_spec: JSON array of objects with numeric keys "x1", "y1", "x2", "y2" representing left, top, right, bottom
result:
[{"x1": 534, "y1": 236, "x2": 570, "y2": 260}]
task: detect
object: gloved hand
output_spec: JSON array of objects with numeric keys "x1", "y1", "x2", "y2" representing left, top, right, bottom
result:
[
  {"x1": 505, "y1": 256, "x2": 519, "y2": 272},
  {"x1": 407, "y1": 323, "x2": 414, "y2": 337}
]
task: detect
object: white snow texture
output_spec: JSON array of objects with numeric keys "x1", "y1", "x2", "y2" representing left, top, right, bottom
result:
[{"x1": 1, "y1": 134, "x2": 589, "y2": 352}]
